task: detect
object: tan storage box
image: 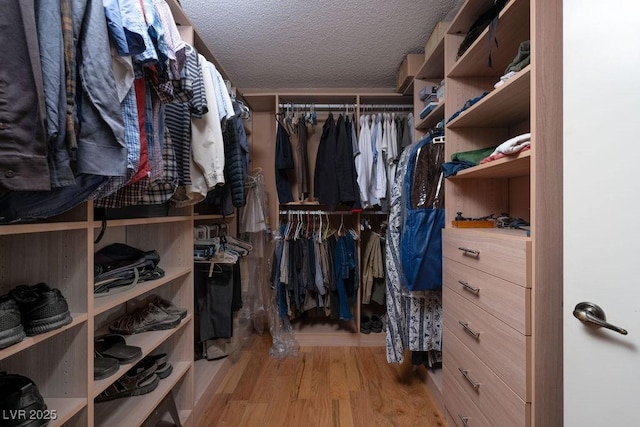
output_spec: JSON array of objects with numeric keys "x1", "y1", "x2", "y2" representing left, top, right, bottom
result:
[
  {"x1": 424, "y1": 21, "x2": 449, "y2": 62},
  {"x1": 396, "y1": 53, "x2": 423, "y2": 93}
]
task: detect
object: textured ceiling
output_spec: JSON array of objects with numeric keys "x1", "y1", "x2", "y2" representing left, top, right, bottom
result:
[{"x1": 180, "y1": 0, "x2": 462, "y2": 91}]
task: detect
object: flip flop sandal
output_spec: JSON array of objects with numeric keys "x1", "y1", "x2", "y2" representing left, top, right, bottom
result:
[
  {"x1": 94, "y1": 353, "x2": 120, "y2": 380},
  {"x1": 142, "y1": 353, "x2": 173, "y2": 379},
  {"x1": 95, "y1": 360, "x2": 159, "y2": 403},
  {"x1": 95, "y1": 334, "x2": 142, "y2": 364}
]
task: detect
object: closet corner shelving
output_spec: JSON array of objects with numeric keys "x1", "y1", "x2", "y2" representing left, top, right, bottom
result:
[
  {"x1": 441, "y1": 0, "x2": 562, "y2": 426},
  {"x1": 412, "y1": 21, "x2": 448, "y2": 140}
]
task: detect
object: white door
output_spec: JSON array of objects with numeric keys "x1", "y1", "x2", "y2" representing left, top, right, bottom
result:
[{"x1": 564, "y1": 1, "x2": 640, "y2": 425}]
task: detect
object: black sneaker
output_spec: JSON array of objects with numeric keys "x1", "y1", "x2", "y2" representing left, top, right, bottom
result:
[
  {"x1": 10, "y1": 283, "x2": 73, "y2": 336},
  {"x1": 0, "y1": 294, "x2": 26, "y2": 349},
  {"x1": 0, "y1": 373, "x2": 48, "y2": 427}
]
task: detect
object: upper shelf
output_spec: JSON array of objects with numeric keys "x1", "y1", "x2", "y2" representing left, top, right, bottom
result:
[
  {"x1": 447, "y1": 65, "x2": 530, "y2": 129},
  {"x1": 415, "y1": 21, "x2": 449, "y2": 81},
  {"x1": 449, "y1": 149, "x2": 531, "y2": 179},
  {"x1": 448, "y1": 0, "x2": 530, "y2": 78},
  {"x1": 416, "y1": 103, "x2": 445, "y2": 131}
]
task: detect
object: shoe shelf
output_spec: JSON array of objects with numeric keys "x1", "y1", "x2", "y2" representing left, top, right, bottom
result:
[
  {"x1": 447, "y1": 65, "x2": 530, "y2": 129},
  {"x1": 47, "y1": 397, "x2": 88, "y2": 427},
  {"x1": 448, "y1": 0, "x2": 530, "y2": 78},
  {"x1": 94, "y1": 360, "x2": 191, "y2": 427},
  {"x1": 0, "y1": 323, "x2": 88, "y2": 425},
  {"x1": 0, "y1": 314, "x2": 87, "y2": 361},
  {"x1": 93, "y1": 315, "x2": 193, "y2": 397},
  {"x1": 93, "y1": 268, "x2": 192, "y2": 316}
]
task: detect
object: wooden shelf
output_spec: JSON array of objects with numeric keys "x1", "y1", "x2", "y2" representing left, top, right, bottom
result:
[
  {"x1": 447, "y1": 66, "x2": 530, "y2": 128},
  {"x1": 448, "y1": 149, "x2": 530, "y2": 179},
  {"x1": 0, "y1": 221, "x2": 88, "y2": 236},
  {"x1": 448, "y1": 0, "x2": 530, "y2": 78},
  {"x1": 416, "y1": 102, "x2": 446, "y2": 130},
  {"x1": 94, "y1": 361, "x2": 191, "y2": 427},
  {"x1": 47, "y1": 397, "x2": 87, "y2": 427},
  {"x1": 93, "y1": 267, "x2": 191, "y2": 315},
  {"x1": 193, "y1": 214, "x2": 235, "y2": 221},
  {"x1": 92, "y1": 215, "x2": 192, "y2": 229},
  {"x1": 416, "y1": 38, "x2": 445, "y2": 80},
  {"x1": 0, "y1": 314, "x2": 87, "y2": 361},
  {"x1": 93, "y1": 316, "x2": 192, "y2": 397},
  {"x1": 447, "y1": 226, "x2": 531, "y2": 241}
]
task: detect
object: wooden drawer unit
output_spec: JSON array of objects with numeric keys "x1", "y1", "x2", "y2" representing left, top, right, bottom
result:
[
  {"x1": 443, "y1": 229, "x2": 531, "y2": 287},
  {"x1": 444, "y1": 367, "x2": 492, "y2": 427},
  {"x1": 444, "y1": 286, "x2": 529, "y2": 400},
  {"x1": 444, "y1": 258, "x2": 531, "y2": 334},
  {"x1": 444, "y1": 327, "x2": 529, "y2": 427}
]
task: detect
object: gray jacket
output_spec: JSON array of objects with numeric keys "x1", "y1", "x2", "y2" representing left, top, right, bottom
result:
[
  {"x1": 72, "y1": 0, "x2": 127, "y2": 177},
  {"x1": 0, "y1": 1, "x2": 51, "y2": 191}
]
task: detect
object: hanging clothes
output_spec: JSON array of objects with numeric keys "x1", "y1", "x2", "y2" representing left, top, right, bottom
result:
[
  {"x1": 275, "y1": 119, "x2": 295, "y2": 204},
  {"x1": 314, "y1": 113, "x2": 339, "y2": 209},
  {"x1": 296, "y1": 115, "x2": 310, "y2": 201},
  {"x1": 361, "y1": 231, "x2": 385, "y2": 305},
  {"x1": 335, "y1": 114, "x2": 361, "y2": 211},
  {"x1": 356, "y1": 114, "x2": 373, "y2": 208},
  {"x1": 271, "y1": 214, "x2": 358, "y2": 321},
  {"x1": 385, "y1": 145, "x2": 442, "y2": 364}
]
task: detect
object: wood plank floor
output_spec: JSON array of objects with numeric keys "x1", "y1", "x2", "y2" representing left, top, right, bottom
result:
[{"x1": 196, "y1": 334, "x2": 447, "y2": 427}]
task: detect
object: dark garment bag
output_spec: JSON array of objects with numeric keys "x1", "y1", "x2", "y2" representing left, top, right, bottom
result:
[{"x1": 401, "y1": 139, "x2": 444, "y2": 291}]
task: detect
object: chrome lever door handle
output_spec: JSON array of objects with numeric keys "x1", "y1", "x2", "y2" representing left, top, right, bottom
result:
[{"x1": 573, "y1": 302, "x2": 628, "y2": 335}]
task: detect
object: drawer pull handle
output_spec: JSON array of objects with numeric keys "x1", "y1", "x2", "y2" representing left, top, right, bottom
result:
[
  {"x1": 458, "y1": 415, "x2": 470, "y2": 427},
  {"x1": 459, "y1": 280, "x2": 480, "y2": 294},
  {"x1": 459, "y1": 321, "x2": 480, "y2": 339},
  {"x1": 458, "y1": 368, "x2": 480, "y2": 390},
  {"x1": 458, "y1": 247, "x2": 480, "y2": 257}
]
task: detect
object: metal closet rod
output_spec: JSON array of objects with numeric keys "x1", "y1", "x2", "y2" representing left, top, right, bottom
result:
[
  {"x1": 277, "y1": 103, "x2": 413, "y2": 111},
  {"x1": 279, "y1": 209, "x2": 354, "y2": 215}
]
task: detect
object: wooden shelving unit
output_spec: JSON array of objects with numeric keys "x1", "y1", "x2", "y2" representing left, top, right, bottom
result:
[
  {"x1": 442, "y1": 0, "x2": 562, "y2": 426},
  {"x1": 0, "y1": 1, "x2": 253, "y2": 426}
]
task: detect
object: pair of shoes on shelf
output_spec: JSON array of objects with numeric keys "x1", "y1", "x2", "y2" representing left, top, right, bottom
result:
[
  {"x1": 370, "y1": 315, "x2": 383, "y2": 333},
  {"x1": 108, "y1": 296, "x2": 186, "y2": 335},
  {"x1": 361, "y1": 314, "x2": 384, "y2": 334},
  {"x1": 0, "y1": 372, "x2": 48, "y2": 427},
  {"x1": 0, "y1": 283, "x2": 73, "y2": 349},
  {"x1": 95, "y1": 353, "x2": 173, "y2": 402},
  {"x1": 94, "y1": 334, "x2": 143, "y2": 380},
  {"x1": 360, "y1": 315, "x2": 372, "y2": 334}
]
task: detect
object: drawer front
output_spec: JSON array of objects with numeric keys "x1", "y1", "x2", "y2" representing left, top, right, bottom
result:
[
  {"x1": 444, "y1": 286, "x2": 528, "y2": 399},
  {"x1": 444, "y1": 327, "x2": 529, "y2": 427},
  {"x1": 444, "y1": 258, "x2": 530, "y2": 334},
  {"x1": 444, "y1": 367, "x2": 492, "y2": 427},
  {"x1": 443, "y1": 229, "x2": 530, "y2": 287}
]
